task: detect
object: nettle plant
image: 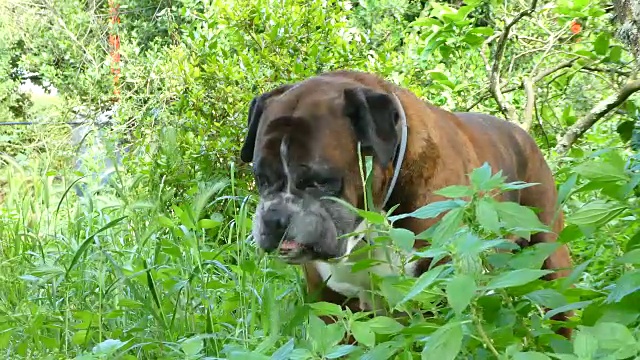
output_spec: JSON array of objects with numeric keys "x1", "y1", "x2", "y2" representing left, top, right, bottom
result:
[{"x1": 260, "y1": 157, "x2": 640, "y2": 360}]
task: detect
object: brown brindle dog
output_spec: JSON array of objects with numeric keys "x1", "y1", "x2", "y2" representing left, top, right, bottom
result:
[{"x1": 239, "y1": 70, "x2": 573, "y2": 339}]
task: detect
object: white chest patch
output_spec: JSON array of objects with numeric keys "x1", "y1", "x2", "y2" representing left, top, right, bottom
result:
[{"x1": 311, "y1": 222, "x2": 418, "y2": 312}]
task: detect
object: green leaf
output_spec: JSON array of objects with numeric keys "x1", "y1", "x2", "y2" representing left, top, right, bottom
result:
[
  {"x1": 181, "y1": 336, "x2": 204, "y2": 357},
  {"x1": 92, "y1": 339, "x2": 127, "y2": 356},
  {"x1": 421, "y1": 321, "x2": 463, "y2": 360},
  {"x1": 508, "y1": 243, "x2": 562, "y2": 270},
  {"x1": 608, "y1": 45, "x2": 623, "y2": 63},
  {"x1": 351, "y1": 322, "x2": 375, "y2": 348},
  {"x1": 626, "y1": 229, "x2": 640, "y2": 252},
  {"x1": 494, "y1": 202, "x2": 548, "y2": 233},
  {"x1": 573, "y1": 159, "x2": 628, "y2": 183},
  {"x1": 573, "y1": 330, "x2": 597, "y2": 359},
  {"x1": 567, "y1": 200, "x2": 626, "y2": 227},
  {"x1": 325, "y1": 345, "x2": 358, "y2": 359},
  {"x1": 594, "y1": 33, "x2": 610, "y2": 56},
  {"x1": 396, "y1": 265, "x2": 445, "y2": 307},
  {"x1": 361, "y1": 341, "x2": 402, "y2": 360},
  {"x1": 434, "y1": 185, "x2": 473, "y2": 198},
  {"x1": 389, "y1": 199, "x2": 466, "y2": 222},
  {"x1": 524, "y1": 289, "x2": 568, "y2": 309},
  {"x1": 309, "y1": 302, "x2": 345, "y2": 318},
  {"x1": 485, "y1": 269, "x2": 552, "y2": 290},
  {"x1": 583, "y1": 322, "x2": 638, "y2": 357},
  {"x1": 367, "y1": 316, "x2": 405, "y2": 334},
  {"x1": 198, "y1": 218, "x2": 220, "y2": 229},
  {"x1": 446, "y1": 274, "x2": 476, "y2": 314},
  {"x1": 616, "y1": 249, "x2": 640, "y2": 265},
  {"x1": 544, "y1": 300, "x2": 593, "y2": 320},
  {"x1": 271, "y1": 338, "x2": 295, "y2": 360},
  {"x1": 476, "y1": 197, "x2": 501, "y2": 233},
  {"x1": 605, "y1": 269, "x2": 640, "y2": 303},
  {"x1": 469, "y1": 162, "x2": 492, "y2": 189},
  {"x1": 390, "y1": 228, "x2": 416, "y2": 252},
  {"x1": 431, "y1": 207, "x2": 465, "y2": 245},
  {"x1": 158, "y1": 215, "x2": 175, "y2": 228},
  {"x1": 512, "y1": 352, "x2": 552, "y2": 360}
]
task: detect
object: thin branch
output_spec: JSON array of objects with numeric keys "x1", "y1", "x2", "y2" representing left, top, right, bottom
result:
[
  {"x1": 581, "y1": 66, "x2": 631, "y2": 77},
  {"x1": 522, "y1": 78, "x2": 536, "y2": 132},
  {"x1": 467, "y1": 58, "x2": 577, "y2": 112},
  {"x1": 555, "y1": 79, "x2": 640, "y2": 154},
  {"x1": 488, "y1": 0, "x2": 539, "y2": 122},
  {"x1": 534, "y1": 58, "x2": 578, "y2": 82}
]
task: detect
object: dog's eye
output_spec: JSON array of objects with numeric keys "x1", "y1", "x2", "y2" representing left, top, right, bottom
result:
[{"x1": 297, "y1": 176, "x2": 342, "y2": 194}]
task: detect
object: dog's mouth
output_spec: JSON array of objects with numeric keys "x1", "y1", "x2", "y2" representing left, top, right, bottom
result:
[{"x1": 277, "y1": 240, "x2": 315, "y2": 264}]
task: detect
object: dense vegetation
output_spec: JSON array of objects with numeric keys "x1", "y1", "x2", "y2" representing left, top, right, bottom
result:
[{"x1": 1, "y1": 0, "x2": 639, "y2": 359}]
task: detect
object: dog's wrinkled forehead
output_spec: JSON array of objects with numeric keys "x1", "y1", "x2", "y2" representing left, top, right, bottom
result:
[{"x1": 254, "y1": 83, "x2": 358, "y2": 169}]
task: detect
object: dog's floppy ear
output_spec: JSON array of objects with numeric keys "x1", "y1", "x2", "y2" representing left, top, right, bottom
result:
[
  {"x1": 343, "y1": 87, "x2": 399, "y2": 168},
  {"x1": 240, "y1": 84, "x2": 294, "y2": 163}
]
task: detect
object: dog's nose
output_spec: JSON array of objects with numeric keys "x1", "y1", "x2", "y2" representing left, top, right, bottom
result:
[{"x1": 263, "y1": 207, "x2": 290, "y2": 239}]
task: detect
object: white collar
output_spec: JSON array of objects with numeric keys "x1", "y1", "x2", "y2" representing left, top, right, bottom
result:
[{"x1": 381, "y1": 93, "x2": 408, "y2": 209}]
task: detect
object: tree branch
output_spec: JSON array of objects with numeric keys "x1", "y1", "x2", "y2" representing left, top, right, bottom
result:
[
  {"x1": 468, "y1": 58, "x2": 576, "y2": 112},
  {"x1": 555, "y1": 79, "x2": 640, "y2": 154},
  {"x1": 522, "y1": 78, "x2": 536, "y2": 132},
  {"x1": 488, "y1": 0, "x2": 539, "y2": 122}
]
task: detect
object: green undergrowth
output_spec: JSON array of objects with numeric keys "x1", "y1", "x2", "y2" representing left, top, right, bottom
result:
[{"x1": 0, "y1": 144, "x2": 639, "y2": 360}]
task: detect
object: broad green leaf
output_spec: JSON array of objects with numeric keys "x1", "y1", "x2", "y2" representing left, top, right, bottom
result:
[
  {"x1": 325, "y1": 345, "x2": 357, "y2": 359},
  {"x1": 389, "y1": 199, "x2": 466, "y2": 222},
  {"x1": 361, "y1": 341, "x2": 402, "y2": 360},
  {"x1": 608, "y1": 45, "x2": 623, "y2": 63},
  {"x1": 476, "y1": 197, "x2": 501, "y2": 233},
  {"x1": 508, "y1": 243, "x2": 561, "y2": 270},
  {"x1": 604, "y1": 269, "x2": 640, "y2": 303},
  {"x1": 390, "y1": 228, "x2": 416, "y2": 252},
  {"x1": 431, "y1": 207, "x2": 465, "y2": 246},
  {"x1": 93, "y1": 339, "x2": 127, "y2": 355},
  {"x1": 271, "y1": 338, "x2": 295, "y2": 360},
  {"x1": 396, "y1": 265, "x2": 445, "y2": 307},
  {"x1": 544, "y1": 300, "x2": 593, "y2": 320},
  {"x1": 446, "y1": 274, "x2": 476, "y2": 314},
  {"x1": 513, "y1": 352, "x2": 552, "y2": 360},
  {"x1": 494, "y1": 202, "x2": 548, "y2": 232},
  {"x1": 594, "y1": 33, "x2": 610, "y2": 55},
  {"x1": 584, "y1": 322, "x2": 638, "y2": 357},
  {"x1": 626, "y1": 229, "x2": 640, "y2": 252},
  {"x1": 181, "y1": 336, "x2": 204, "y2": 357},
  {"x1": 485, "y1": 269, "x2": 552, "y2": 290},
  {"x1": 567, "y1": 200, "x2": 626, "y2": 228},
  {"x1": 351, "y1": 322, "x2": 375, "y2": 348},
  {"x1": 615, "y1": 249, "x2": 640, "y2": 265},
  {"x1": 434, "y1": 185, "x2": 473, "y2": 198},
  {"x1": 367, "y1": 316, "x2": 404, "y2": 334},
  {"x1": 198, "y1": 218, "x2": 220, "y2": 229},
  {"x1": 572, "y1": 330, "x2": 597, "y2": 359},
  {"x1": 421, "y1": 321, "x2": 463, "y2": 360},
  {"x1": 469, "y1": 162, "x2": 493, "y2": 189},
  {"x1": 524, "y1": 289, "x2": 568, "y2": 309},
  {"x1": 309, "y1": 302, "x2": 345, "y2": 318},
  {"x1": 573, "y1": 161, "x2": 628, "y2": 183}
]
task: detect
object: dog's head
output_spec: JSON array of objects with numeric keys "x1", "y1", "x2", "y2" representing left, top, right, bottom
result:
[{"x1": 240, "y1": 74, "x2": 402, "y2": 264}]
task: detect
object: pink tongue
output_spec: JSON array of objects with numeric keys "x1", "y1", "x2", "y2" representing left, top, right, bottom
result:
[{"x1": 280, "y1": 240, "x2": 300, "y2": 250}]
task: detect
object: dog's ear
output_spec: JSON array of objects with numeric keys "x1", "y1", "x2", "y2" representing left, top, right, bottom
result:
[
  {"x1": 343, "y1": 87, "x2": 399, "y2": 168},
  {"x1": 240, "y1": 84, "x2": 294, "y2": 163}
]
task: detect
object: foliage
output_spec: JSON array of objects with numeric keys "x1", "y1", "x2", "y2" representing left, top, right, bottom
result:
[{"x1": 1, "y1": 0, "x2": 640, "y2": 358}]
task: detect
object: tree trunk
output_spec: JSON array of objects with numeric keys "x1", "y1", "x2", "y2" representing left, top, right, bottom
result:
[{"x1": 612, "y1": 0, "x2": 640, "y2": 65}]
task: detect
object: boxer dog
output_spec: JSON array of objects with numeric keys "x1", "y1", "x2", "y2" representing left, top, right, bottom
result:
[{"x1": 239, "y1": 70, "x2": 573, "y2": 338}]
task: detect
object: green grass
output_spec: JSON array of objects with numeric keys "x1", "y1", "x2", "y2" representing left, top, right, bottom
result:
[
  {"x1": 1, "y1": 141, "x2": 640, "y2": 360},
  {"x1": 0, "y1": 152, "x2": 312, "y2": 359}
]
